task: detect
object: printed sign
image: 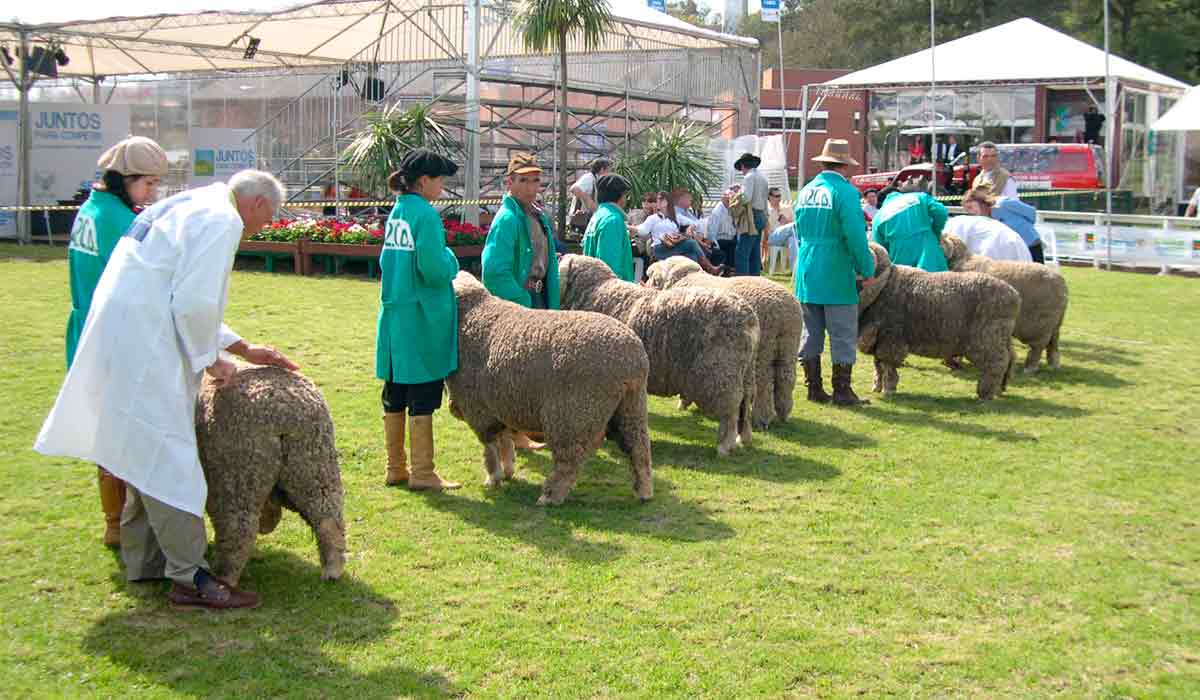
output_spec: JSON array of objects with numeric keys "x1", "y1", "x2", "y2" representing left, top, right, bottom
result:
[
  {"x1": 648, "y1": 0, "x2": 666, "y2": 11},
  {"x1": 0, "y1": 102, "x2": 131, "y2": 238},
  {"x1": 188, "y1": 128, "x2": 257, "y2": 187},
  {"x1": 762, "y1": 0, "x2": 780, "y2": 22}
]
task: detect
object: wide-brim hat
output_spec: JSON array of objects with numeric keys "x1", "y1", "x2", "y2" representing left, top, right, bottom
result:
[
  {"x1": 812, "y1": 138, "x2": 860, "y2": 167},
  {"x1": 97, "y1": 136, "x2": 169, "y2": 177},
  {"x1": 733, "y1": 152, "x2": 761, "y2": 170},
  {"x1": 397, "y1": 148, "x2": 458, "y2": 178},
  {"x1": 506, "y1": 151, "x2": 542, "y2": 176}
]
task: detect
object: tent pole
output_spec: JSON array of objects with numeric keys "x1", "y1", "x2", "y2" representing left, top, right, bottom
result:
[
  {"x1": 928, "y1": 0, "x2": 936, "y2": 197},
  {"x1": 17, "y1": 29, "x2": 33, "y2": 244},
  {"x1": 777, "y1": 19, "x2": 787, "y2": 188},
  {"x1": 1103, "y1": 0, "x2": 1113, "y2": 272},
  {"x1": 798, "y1": 84, "x2": 809, "y2": 185},
  {"x1": 464, "y1": 0, "x2": 481, "y2": 225}
]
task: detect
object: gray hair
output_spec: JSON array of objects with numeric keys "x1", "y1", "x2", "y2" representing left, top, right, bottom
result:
[
  {"x1": 229, "y1": 169, "x2": 286, "y2": 209},
  {"x1": 977, "y1": 141, "x2": 998, "y2": 151}
]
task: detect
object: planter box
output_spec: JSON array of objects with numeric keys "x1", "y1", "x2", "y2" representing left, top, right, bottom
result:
[
  {"x1": 238, "y1": 240, "x2": 302, "y2": 273},
  {"x1": 303, "y1": 241, "x2": 382, "y2": 277},
  {"x1": 450, "y1": 245, "x2": 484, "y2": 258}
]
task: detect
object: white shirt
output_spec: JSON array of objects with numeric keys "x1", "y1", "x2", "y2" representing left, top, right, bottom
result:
[
  {"x1": 944, "y1": 215, "x2": 1033, "y2": 263},
  {"x1": 742, "y1": 168, "x2": 770, "y2": 211},
  {"x1": 637, "y1": 213, "x2": 680, "y2": 247},
  {"x1": 704, "y1": 202, "x2": 737, "y2": 241},
  {"x1": 767, "y1": 203, "x2": 791, "y2": 230},
  {"x1": 675, "y1": 206, "x2": 701, "y2": 229},
  {"x1": 35, "y1": 183, "x2": 244, "y2": 517},
  {"x1": 569, "y1": 171, "x2": 597, "y2": 215},
  {"x1": 1189, "y1": 186, "x2": 1200, "y2": 213}
]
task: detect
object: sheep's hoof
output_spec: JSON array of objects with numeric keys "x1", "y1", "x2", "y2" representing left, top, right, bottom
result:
[
  {"x1": 321, "y1": 567, "x2": 343, "y2": 582},
  {"x1": 1022, "y1": 365, "x2": 1040, "y2": 376},
  {"x1": 881, "y1": 388, "x2": 896, "y2": 398},
  {"x1": 485, "y1": 476, "x2": 504, "y2": 489},
  {"x1": 717, "y1": 444, "x2": 733, "y2": 457},
  {"x1": 677, "y1": 398, "x2": 691, "y2": 411},
  {"x1": 536, "y1": 493, "x2": 564, "y2": 507}
]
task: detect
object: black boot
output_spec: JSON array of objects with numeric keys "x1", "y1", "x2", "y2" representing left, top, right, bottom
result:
[
  {"x1": 831, "y1": 363, "x2": 869, "y2": 406},
  {"x1": 801, "y1": 358, "x2": 831, "y2": 404}
]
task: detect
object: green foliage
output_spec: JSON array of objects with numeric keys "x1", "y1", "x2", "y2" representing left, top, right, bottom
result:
[
  {"x1": 615, "y1": 122, "x2": 720, "y2": 205},
  {"x1": 341, "y1": 102, "x2": 460, "y2": 198}
]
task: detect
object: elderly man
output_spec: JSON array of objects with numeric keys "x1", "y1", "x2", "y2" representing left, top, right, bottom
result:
[
  {"x1": 35, "y1": 170, "x2": 297, "y2": 611},
  {"x1": 483, "y1": 152, "x2": 561, "y2": 310},
  {"x1": 971, "y1": 141, "x2": 1019, "y2": 199},
  {"x1": 734, "y1": 152, "x2": 769, "y2": 276},
  {"x1": 792, "y1": 139, "x2": 875, "y2": 407},
  {"x1": 705, "y1": 188, "x2": 740, "y2": 271}
]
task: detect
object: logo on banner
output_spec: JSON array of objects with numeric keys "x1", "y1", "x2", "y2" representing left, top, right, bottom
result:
[
  {"x1": 762, "y1": 0, "x2": 780, "y2": 22},
  {"x1": 194, "y1": 149, "x2": 216, "y2": 177},
  {"x1": 647, "y1": 0, "x2": 665, "y2": 10},
  {"x1": 0, "y1": 144, "x2": 13, "y2": 173},
  {"x1": 194, "y1": 146, "x2": 256, "y2": 178},
  {"x1": 33, "y1": 110, "x2": 104, "y2": 143}
]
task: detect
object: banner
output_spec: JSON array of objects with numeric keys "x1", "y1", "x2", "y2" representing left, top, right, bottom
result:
[
  {"x1": 1040, "y1": 221, "x2": 1200, "y2": 266},
  {"x1": 648, "y1": 0, "x2": 666, "y2": 11},
  {"x1": 189, "y1": 128, "x2": 257, "y2": 187},
  {"x1": 0, "y1": 102, "x2": 131, "y2": 237},
  {"x1": 761, "y1": 0, "x2": 780, "y2": 22}
]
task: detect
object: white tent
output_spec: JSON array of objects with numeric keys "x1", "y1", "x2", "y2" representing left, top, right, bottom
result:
[
  {"x1": 1151, "y1": 86, "x2": 1200, "y2": 131},
  {"x1": 825, "y1": 18, "x2": 1187, "y2": 88}
]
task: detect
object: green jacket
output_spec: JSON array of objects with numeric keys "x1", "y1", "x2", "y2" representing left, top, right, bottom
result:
[
  {"x1": 481, "y1": 195, "x2": 560, "y2": 309},
  {"x1": 792, "y1": 171, "x2": 876, "y2": 305},
  {"x1": 872, "y1": 191, "x2": 949, "y2": 272},
  {"x1": 375, "y1": 193, "x2": 460, "y2": 384},
  {"x1": 66, "y1": 189, "x2": 135, "y2": 367},
  {"x1": 581, "y1": 202, "x2": 635, "y2": 282}
]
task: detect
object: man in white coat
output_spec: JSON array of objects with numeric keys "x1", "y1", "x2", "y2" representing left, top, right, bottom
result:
[{"x1": 35, "y1": 169, "x2": 297, "y2": 610}]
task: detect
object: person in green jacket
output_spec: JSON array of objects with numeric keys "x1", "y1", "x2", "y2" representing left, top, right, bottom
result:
[
  {"x1": 581, "y1": 174, "x2": 636, "y2": 282},
  {"x1": 871, "y1": 189, "x2": 949, "y2": 272},
  {"x1": 377, "y1": 149, "x2": 462, "y2": 491},
  {"x1": 66, "y1": 136, "x2": 169, "y2": 548},
  {"x1": 793, "y1": 139, "x2": 876, "y2": 407},
  {"x1": 482, "y1": 152, "x2": 560, "y2": 310}
]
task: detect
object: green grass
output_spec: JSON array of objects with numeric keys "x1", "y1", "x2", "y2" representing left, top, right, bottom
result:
[{"x1": 1, "y1": 243, "x2": 1197, "y2": 699}]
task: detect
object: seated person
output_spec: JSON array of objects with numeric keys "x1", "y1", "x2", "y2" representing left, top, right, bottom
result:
[
  {"x1": 703, "y1": 189, "x2": 740, "y2": 270},
  {"x1": 638, "y1": 191, "x2": 723, "y2": 275},
  {"x1": 673, "y1": 188, "x2": 724, "y2": 267}
]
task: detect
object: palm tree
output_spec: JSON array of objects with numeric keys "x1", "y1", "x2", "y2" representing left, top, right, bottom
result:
[
  {"x1": 342, "y1": 101, "x2": 460, "y2": 197},
  {"x1": 615, "y1": 122, "x2": 720, "y2": 205},
  {"x1": 512, "y1": 0, "x2": 616, "y2": 236}
]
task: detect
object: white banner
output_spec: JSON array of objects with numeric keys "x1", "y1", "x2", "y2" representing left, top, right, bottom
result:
[
  {"x1": 1040, "y1": 221, "x2": 1200, "y2": 266},
  {"x1": 0, "y1": 102, "x2": 131, "y2": 237},
  {"x1": 189, "y1": 128, "x2": 257, "y2": 187}
]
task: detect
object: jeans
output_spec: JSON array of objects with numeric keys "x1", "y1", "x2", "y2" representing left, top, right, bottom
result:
[
  {"x1": 799, "y1": 303, "x2": 859, "y2": 365},
  {"x1": 717, "y1": 239, "x2": 738, "y2": 269},
  {"x1": 735, "y1": 234, "x2": 762, "y2": 276},
  {"x1": 1029, "y1": 241, "x2": 1045, "y2": 264},
  {"x1": 653, "y1": 239, "x2": 705, "y2": 264}
]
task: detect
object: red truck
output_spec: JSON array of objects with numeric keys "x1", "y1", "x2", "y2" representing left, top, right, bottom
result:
[{"x1": 851, "y1": 143, "x2": 1107, "y2": 195}]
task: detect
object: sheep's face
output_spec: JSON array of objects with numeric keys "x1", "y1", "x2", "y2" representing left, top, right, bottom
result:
[
  {"x1": 645, "y1": 257, "x2": 700, "y2": 290},
  {"x1": 452, "y1": 270, "x2": 489, "y2": 311},
  {"x1": 558, "y1": 254, "x2": 615, "y2": 304},
  {"x1": 941, "y1": 234, "x2": 969, "y2": 269},
  {"x1": 858, "y1": 243, "x2": 892, "y2": 310}
]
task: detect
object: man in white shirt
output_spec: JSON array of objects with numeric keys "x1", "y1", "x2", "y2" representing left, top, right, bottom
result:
[
  {"x1": 704, "y1": 188, "x2": 740, "y2": 269},
  {"x1": 734, "y1": 152, "x2": 770, "y2": 275},
  {"x1": 35, "y1": 170, "x2": 298, "y2": 611},
  {"x1": 1185, "y1": 186, "x2": 1200, "y2": 218},
  {"x1": 568, "y1": 158, "x2": 611, "y2": 233}
]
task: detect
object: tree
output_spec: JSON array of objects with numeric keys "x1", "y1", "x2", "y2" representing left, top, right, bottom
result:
[
  {"x1": 512, "y1": 0, "x2": 616, "y2": 237},
  {"x1": 341, "y1": 102, "x2": 460, "y2": 197}
]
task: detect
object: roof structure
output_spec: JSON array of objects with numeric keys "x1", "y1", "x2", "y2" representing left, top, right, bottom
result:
[
  {"x1": 2, "y1": 0, "x2": 756, "y2": 79},
  {"x1": 824, "y1": 18, "x2": 1187, "y2": 90},
  {"x1": 1151, "y1": 85, "x2": 1199, "y2": 131}
]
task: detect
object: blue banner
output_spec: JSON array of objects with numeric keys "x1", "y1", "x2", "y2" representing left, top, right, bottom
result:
[
  {"x1": 762, "y1": 0, "x2": 780, "y2": 22},
  {"x1": 648, "y1": 0, "x2": 666, "y2": 11}
]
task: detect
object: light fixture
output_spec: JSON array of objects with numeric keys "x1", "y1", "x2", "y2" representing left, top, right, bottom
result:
[{"x1": 243, "y1": 37, "x2": 260, "y2": 60}]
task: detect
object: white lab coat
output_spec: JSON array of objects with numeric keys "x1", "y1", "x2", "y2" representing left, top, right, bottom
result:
[
  {"x1": 944, "y1": 215, "x2": 1033, "y2": 263},
  {"x1": 35, "y1": 183, "x2": 244, "y2": 517}
]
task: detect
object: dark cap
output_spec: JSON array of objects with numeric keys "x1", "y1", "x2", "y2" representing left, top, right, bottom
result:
[
  {"x1": 506, "y1": 151, "x2": 542, "y2": 176},
  {"x1": 595, "y1": 173, "x2": 632, "y2": 204},
  {"x1": 734, "y1": 152, "x2": 761, "y2": 170},
  {"x1": 397, "y1": 149, "x2": 458, "y2": 179}
]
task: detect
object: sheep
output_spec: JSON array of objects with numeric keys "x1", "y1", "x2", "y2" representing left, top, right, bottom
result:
[
  {"x1": 446, "y1": 271, "x2": 653, "y2": 506},
  {"x1": 645, "y1": 256, "x2": 802, "y2": 429},
  {"x1": 942, "y1": 234, "x2": 1068, "y2": 373},
  {"x1": 857, "y1": 243, "x2": 1020, "y2": 400},
  {"x1": 558, "y1": 254, "x2": 759, "y2": 455},
  {"x1": 195, "y1": 365, "x2": 345, "y2": 587}
]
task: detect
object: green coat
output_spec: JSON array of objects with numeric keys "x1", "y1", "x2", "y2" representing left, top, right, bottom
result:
[
  {"x1": 66, "y1": 189, "x2": 135, "y2": 367},
  {"x1": 481, "y1": 195, "x2": 560, "y2": 309},
  {"x1": 872, "y1": 191, "x2": 949, "y2": 272},
  {"x1": 792, "y1": 171, "x2": 876, "y2": 305},
  {"x1": 581, "y1": 202, "x2": 635, "y2": 282},
  {"x1": 375, "y1": 193, "x2": 460, "y2": 384}
]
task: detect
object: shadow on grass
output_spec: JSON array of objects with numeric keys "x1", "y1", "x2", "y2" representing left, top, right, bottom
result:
[
  {"x1": 85, "y1": 550, "x2": 456, "y2": 699},
  {"x1": 1018, "y1": 363, "x2": 1132, "y2": 388},
  {"x1": 882, "y1": 391, "x2": 1088, "y2": 419},
  {"x1": 1057, "y1": 339, "x2": 1143, "y2": 367},
  {"x1": 646, "y1": 407, "x2": 875, "y2": 449},
  {"x1": 423, "y1": 449, "x2": 734, "y2": 563},
  {"x1": 651, "y1": 436, "x2": 842, "y2": 483},
  {"x1": 860, "y1": 400, "x2": 1037, "y2": 442}
]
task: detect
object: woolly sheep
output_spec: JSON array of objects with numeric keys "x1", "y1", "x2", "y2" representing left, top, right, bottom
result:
[
  {"x1": 558, "y1": 254, "x2": 759, "y2": 455},
  {"x1": 857, "y1": 243, "x2": 1020, "y2": 400},
  {"x1": 196, "y1": 366, "x2": 345, "y2": 587},
  {"x1": 645, "y1": 256, "x2": 802, "y2": 429},
  {"x1": 942, "y1": 234, "x2": 1068, "y2": 372},
  {"x1": 446, "y1": 272, "x2": 653, "y2": 505}
]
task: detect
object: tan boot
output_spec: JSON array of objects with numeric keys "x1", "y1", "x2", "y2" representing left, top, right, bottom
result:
[
  {"x1": 407, "y1": 415, "x2": 461, "y2": 491},
  {"x1": 98, "y1": 467, "x2": 125, "y2": 547},
  {"x1": 383, "y1": 412, "x2": 409, "y2": 486}
]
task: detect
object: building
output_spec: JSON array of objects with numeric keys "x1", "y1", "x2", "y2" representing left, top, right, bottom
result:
[{"x1": 759, "y1": 68, "x2": 869, "y2": 183}]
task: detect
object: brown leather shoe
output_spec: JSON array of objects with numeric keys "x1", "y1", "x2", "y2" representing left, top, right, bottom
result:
[{"x1": 169, "y1": 578, "x2": 261, "y2": 611}]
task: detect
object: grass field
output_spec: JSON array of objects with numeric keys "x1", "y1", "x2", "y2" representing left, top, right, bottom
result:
[{"x1": 1, "y1": 243, "x2": 1197, "y2": 699}]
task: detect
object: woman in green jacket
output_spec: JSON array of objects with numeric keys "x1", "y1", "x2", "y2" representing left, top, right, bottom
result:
[
  {"x1": 376, "y1": 149, "x2": 463, "y2": 491},
  {"x1": 67, "y1": 136, "x2": 168, "y2": 547},
  {"x1": 581, "y1": 174, "x2": 636, "y2": 282}
]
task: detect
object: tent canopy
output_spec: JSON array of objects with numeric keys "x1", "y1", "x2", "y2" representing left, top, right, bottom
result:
[
  {"x1": 1151, "y1": 85, "x2": 1200, "y2": 131},
  {"x1": 825, "y1": 18, "x2": 1187, "y2": 90},
  {"x1": 2, "y1": 0, "x2": 756, "y2": 79}
]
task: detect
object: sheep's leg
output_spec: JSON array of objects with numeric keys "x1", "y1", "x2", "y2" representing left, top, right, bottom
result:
[
  {"x1": 716, "y1": 414, "x2": 739, "y2": 457},
  {"x1": 773, "y1": 337, "x2": 798, "y2": 422},
  {"x1": 482, "y1": 441, "x2": 506, "y2": 488},
  {"x1": 277, "y1": 434, "x2": 346, "y2": 582},
  {"x1": 1022, "y1": 342, "x2": 1044, "y2": 374},
  {"x1": 259, "y1": 493, "x2": 283, "y2": 535},
  {"x1": 499, "y1": 431, "x2": 517, "y2": 480},
  {"x1": 1046, "y1": 324, "x2": 1062, "y2": 370},
  {"x1": 872, "y1": 358, "x2": 884, "y2": 393},
  {"x1": 751, "y1": 342, "x2": 775, "y2": 430},
  {"x1": 875, "y1": 359, "x2": 900, "y2": 396},
  {"x1": 971, "y1": 346, "x2": 1011, "y2": 400},
  {"x1": 611, "y1": 384, "x2": 653, "y2": 501},
  {"x1": 538, "y1": 451, "x2": 586, "y2": 506},
  {"x1": 314, "y1": 518, "x2": 346, "y2": 582},
  {"x1": 208, "y1": 456, "x2": 277, "y2": 588},
  {"x1": 677, "y1": 397, "x2": 692, "y2": 411}
]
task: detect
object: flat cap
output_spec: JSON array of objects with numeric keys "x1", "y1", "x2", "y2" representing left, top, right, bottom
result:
[
  {"x1": 397, "y1": 149, "x2": 458, "y2": 179},
  {"x1": 97, "y1": 136, "x2": 169, "y2": 177}
]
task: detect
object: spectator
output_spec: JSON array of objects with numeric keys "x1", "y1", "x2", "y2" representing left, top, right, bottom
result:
[
  {"x1": 908, "y1": 138, "x2": 925, "y2": 164},
  {"x1": 1083, "y1": 105, "x2": 1106, "y2": 144},
  {"x1": 628, "y1": 192, "x2": 656, "y2": 227},
  {"x1": 568, "y1": 158, "x2": 611, "y2": 234},
  {"x1": 763, "y1": 187, "x2": 793, "y2": 272},
  {"x1": 705, "y1": 188, "x2": 740, "y2": 270},
  {"x1": 638, "y1": 191, "x2": 723, "y2": 275},
  {"x1": 861, "y1": 190, "x2": 879, "y2": 224},
  {"x1": 935, "y1": 134, "x2": 960, "y2": 163},
  {"x1": 1185, "y1": 184, "x2": 1200, "y2": 218},
  {"x1": 734, "y1": 152, "x2": 768, "y2": 276},
  {"x1": 967, "y1": 187, "x2": 1046, "y2": 263},
  {"x1": 972, "y1": 141, "x2": 1019, "y2": 199}
]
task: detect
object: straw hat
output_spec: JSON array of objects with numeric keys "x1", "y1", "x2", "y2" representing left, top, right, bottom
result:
[
  {"x1": 811, "y1": 138, "x2": 860, "y2": 167},
  {"x1": 97, "y1": 136, "x2": 169, "y2": 177}
]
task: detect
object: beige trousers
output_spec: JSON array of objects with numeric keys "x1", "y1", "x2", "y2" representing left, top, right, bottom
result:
[{"x1": 120, "y1": 486, "x2": 209, "y2": 586}]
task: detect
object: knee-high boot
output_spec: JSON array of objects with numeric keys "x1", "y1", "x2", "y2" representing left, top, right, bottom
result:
[
  {"x1": 98, "y1": 467, "x2": 126, "y2": 547},
  {"x1": 384, "y1": 412, "x2": 409, "y2": 486},
  {"x1": 407, "y1": 415, "x2": 461, "y2": 491}
]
